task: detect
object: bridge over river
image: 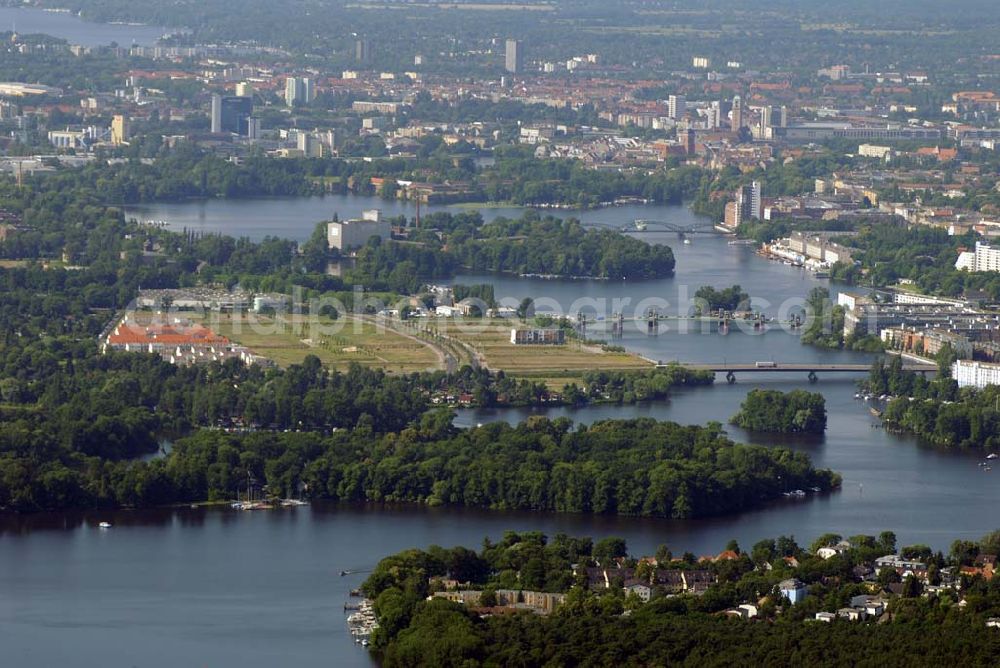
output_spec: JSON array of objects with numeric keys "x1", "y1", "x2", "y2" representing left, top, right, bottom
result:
[
  {"x1": 628, "y1": 219, "x2": 726, "y2": 236},
  {"x1": 655, "y1": 361, "x2": 938, "y2": 383}
]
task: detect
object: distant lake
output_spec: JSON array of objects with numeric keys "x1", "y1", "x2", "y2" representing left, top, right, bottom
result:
[
  {"x1": 124, "y1": 194, "x2": 529, "y2": 242},
  {"x1": 0, "y1": 7, "x2": 167, "y2": 47}
]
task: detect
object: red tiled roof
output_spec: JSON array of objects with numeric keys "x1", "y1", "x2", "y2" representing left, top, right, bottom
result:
[{"x1": 107, "y1": 322, "x2": 230, "y2": 347}]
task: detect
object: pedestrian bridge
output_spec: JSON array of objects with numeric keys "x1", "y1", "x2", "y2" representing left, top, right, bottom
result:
[{"x1": 658, "y1": 362, "x2": 937, "y2": 383}]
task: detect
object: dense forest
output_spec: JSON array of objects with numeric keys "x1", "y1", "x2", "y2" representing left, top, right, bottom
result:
[
  {"x1": 0, "y1": 416, "x2": 839, "y2": 513},
  {"x1": 8, "y1": 136, "x2": 710, "y2": 210},
  {"x1": 731, "y1": 389, "x2": 827, "y2": 434},
  {"x1": 363, "y1": 529, "x2": 1000, "y2": 667},
  {"x1": 346, "y1": 209, "x2": 676, "y2": 292},
  {"x1": 377, "y1": 601, "x2": 1000, "y2": 667},
  {"x1": 452, "y1": 214, "x2": 676, "y2": 280}
]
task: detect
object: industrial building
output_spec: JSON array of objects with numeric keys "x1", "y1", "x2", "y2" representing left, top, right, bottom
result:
[{"x1": 327, "y1": 210, "x2": 392, "y2": 251}]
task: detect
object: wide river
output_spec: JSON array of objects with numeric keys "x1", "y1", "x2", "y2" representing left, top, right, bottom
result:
[{"x1": 3, "y1": 195, "x2": 997, "y2": 667}]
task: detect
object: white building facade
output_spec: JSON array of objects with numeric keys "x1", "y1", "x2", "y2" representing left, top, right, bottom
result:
[
  {"x1": 952, "y1": 359, "x2": 1000, "y2": 388},
  {"x1": 956, "y1": 242, "x2": 1000, "y2": 272}
]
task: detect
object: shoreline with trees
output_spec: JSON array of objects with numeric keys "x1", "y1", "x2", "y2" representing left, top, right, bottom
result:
[{"x1": 361, "y1": 528, "x2": 1000, "y2": 667}]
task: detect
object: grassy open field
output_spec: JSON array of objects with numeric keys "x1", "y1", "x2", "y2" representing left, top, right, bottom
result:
[
  {"x1": 415, "y1": 318, "x2": 652, "y2": 379},
  {"x1": 189, "y1": 313, "x2": 442, "y2": 373}
]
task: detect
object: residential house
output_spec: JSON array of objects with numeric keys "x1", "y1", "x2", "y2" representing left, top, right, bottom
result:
[
  {"x1": 779, "y1": 578, "x2": 808, "y2": 605},
  {"x1": 850, "y1": 595, "x2": 886, "y2": 617},
  {"x1": 875, "y1": 555, "x2": 928, "y2": 578},
  {"x1": 623, "y1": 580, "x2": 652, "y2": 603},
  {"x1": 816, "y1": 540, "x2": 853, "y2": 560},
  {"x1": 681, "y1": 570, "x2": 717, "y2": 593}
]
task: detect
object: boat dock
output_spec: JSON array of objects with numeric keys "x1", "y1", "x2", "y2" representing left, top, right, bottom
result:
[{"x1": 345, "y1": 598, "x2": 379, "y2": 647}]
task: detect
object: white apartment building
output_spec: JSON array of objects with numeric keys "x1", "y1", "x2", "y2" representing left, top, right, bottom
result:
[
  {"x1": 858, "y1": 144, "x2": 893, "y2": 160},
  {"x1": 955, "y1": 242, "x2": 1000, "y2": 272},
  {"x1": 952, "y1": 360, "x2": 1000, "y2": 388}
]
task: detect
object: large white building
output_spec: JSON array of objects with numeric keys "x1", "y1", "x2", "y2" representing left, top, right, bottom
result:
[
  {"x1": 749, "y1": 180, "x2": 762, "y2": 221},
  {"x1": 284, "y1": 77, "x2": 313, "y2": 106},
  {"x1": 858, "y1": 144, "x2": 893, "y2": 160},
  {"x1": 327, "y1": 210, "x2": 392, "y2": 251},
  {"x1": 667, "y1": 95, "x2": 686, "y2": 120},
  {"x1": 952, "y1": 360, "x2": 1000, "y2": 388},
  {"x1": 48, "y1": 128, "x2": 90, "y2": 149},
  {"x1": 956, "y1": 242, "x2": 1000, "y2": 272}
]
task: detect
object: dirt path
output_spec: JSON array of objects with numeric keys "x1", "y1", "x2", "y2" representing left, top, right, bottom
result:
[{"x1": 351, "y1": 315, "x2": 452, "y2": 373}]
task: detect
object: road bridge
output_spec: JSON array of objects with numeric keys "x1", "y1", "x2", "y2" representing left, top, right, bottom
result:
[{"x1": 655, "y1": 362, "x2": 937, "y2": 383}]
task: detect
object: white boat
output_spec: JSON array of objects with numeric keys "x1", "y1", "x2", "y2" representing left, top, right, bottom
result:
[
  {"x1": 987, "y1": 453, "x2": 998, "y2": 460},
  {"x1": 98, "y1": 521, "x2": 112, "y2": 529},
  {"x1": 683, "y1": 238, "x2": 692, "y2": 245}
]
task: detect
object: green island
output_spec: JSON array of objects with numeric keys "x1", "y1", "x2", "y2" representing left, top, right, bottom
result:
[
  {"x1": 0, "y1": 413, "x2": 839, "y2": 514},
  {"x1": 692, "y1": 284, "x2": 751, "y2": 314},
  {"x1": 361, "y1": 530, "x2": 1000, "y2": 667},
  {"x1": 349, "y1": 210, "x2": 677, "y2": 290},
  {"x1": 731, "y1": 389, "x2": 827, "y2": 435}
]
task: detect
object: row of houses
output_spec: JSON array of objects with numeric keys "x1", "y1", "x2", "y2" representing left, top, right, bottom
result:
[
  {"x1": 784, "y1": 230, "x2": 857, "y2": 265},
  {"x1": 880, "y1": 327, "x2": 974, "y2": 358},
  {"x1": 432, "y1": 589, "x2": 565, "y2": 615},
  {"x1": 814, "y1": 595, "x2": 888, "y2": 622},
  {"x1": 102, "y1": 316, "x2": 272, "y2": 368}
]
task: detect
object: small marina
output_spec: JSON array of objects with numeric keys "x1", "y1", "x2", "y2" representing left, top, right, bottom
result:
[{"x1": 345, "y1": 598, "x2": 378, "y2": 647}]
